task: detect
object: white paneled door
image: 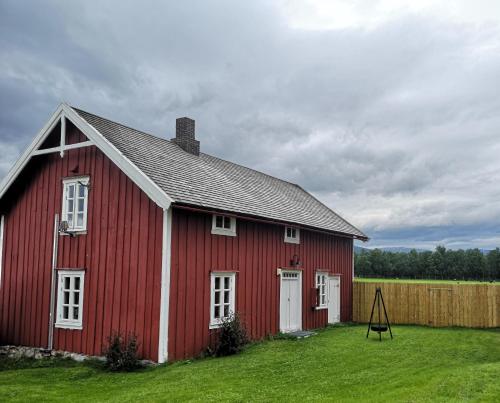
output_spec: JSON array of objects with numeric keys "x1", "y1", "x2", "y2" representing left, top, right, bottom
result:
[
  {"x1": 328, "y1": 276, "x2": 341, "y2": 324},
  {"x1": 280, "y1": 271, "x2": 302, "y2": 332}
]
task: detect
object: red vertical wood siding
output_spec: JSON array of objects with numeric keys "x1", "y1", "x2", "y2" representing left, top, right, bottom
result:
[
  {"x1": 0, "y1": 124, "x2": 163, "y2": 361},
  {"x1": 168, "y1": 208, "x2": 354, "y2": 361}
]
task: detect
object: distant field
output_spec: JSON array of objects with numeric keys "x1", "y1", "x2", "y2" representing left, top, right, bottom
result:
[{"x1": 355, "y1": 277, "x2": 499, "y2": 285}]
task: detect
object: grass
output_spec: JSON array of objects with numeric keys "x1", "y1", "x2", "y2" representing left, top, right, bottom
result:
[
  {"x1": 0, "y1": 325, "x2": 499, "y2": 402},
  {"x1": 355, "y1": 277, "x2": 499, "y2": 285}
]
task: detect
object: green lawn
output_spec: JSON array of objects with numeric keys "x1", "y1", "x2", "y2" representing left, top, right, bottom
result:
[
  {"x1": 1, "y1": 325, "x2": 499, "y2": 402},
  {"x1": 355, "y1": 277, "x2": 499, "y2": 285}
]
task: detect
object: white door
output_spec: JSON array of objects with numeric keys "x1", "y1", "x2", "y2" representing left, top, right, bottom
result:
[
  {"x1": 280, "y1": 271, "x2": 302, "y2": 332},
  {"x1": 328, "y1": 276, "x2": 341, "y2": 324}
]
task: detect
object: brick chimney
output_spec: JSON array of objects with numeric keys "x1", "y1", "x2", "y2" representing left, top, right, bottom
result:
[{"x1": 171, "y1": 117, "x2": 200, "y2": 156}]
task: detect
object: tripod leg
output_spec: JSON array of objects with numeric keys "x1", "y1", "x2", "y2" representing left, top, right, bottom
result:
[
  {"x1": 377, "y1": 290, "x2": 382, "y2": 341},
  {"x1": 380, "y1": 291, "x2": 393, "y2": 339},
  {"x1": 366, "y1": 290, "x2": 378, "y2": 338}
]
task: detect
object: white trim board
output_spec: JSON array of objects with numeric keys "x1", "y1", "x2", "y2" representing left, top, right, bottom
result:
[
  {"x1": 158, "y1": 207, "x2": 173, "y2": 363},
  {"x1": 0, "y1": 103, "x2": 173, "y2": 210},
  {"x1": 0, "y1": 215, "x2": 4, "y2": 288}
]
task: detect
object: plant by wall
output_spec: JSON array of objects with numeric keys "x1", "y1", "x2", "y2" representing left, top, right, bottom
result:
[
  {"x1": 103, "y1": 332, "x2": 141, "y2": 371},
  {"x1": 215, "y1": 313, "x2": 249, "y2": 357}
]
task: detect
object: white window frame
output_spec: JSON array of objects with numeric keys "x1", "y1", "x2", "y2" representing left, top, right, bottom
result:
[
  {"x1": 284, "y1": 226, "x2": 300, "y2": 244},
  {"x1": 209, "y1": 272, "x2": 236, "y2": 328},
  {"x1": 211, "y1": 214, "x2": 236, "y2": 237},
  {"x1": 61, "y1": 176, "x2": 90, "y2": 232},
  {"x1": 55, "y1": 269, "x2": 85, "y2": 330},
  {"x1": 316, "y1": 272, "x2": 328, "y2": 309}
]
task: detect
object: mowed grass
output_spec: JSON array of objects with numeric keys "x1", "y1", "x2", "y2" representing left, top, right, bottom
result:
[
  {"x1": 1, "y1": 325, "x2": 499, "y2": 402},
  {"x1": 355, "y1": 277, "x2": 500, "y2": 285}
]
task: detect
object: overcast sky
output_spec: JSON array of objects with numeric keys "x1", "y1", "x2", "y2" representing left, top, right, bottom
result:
[{"x1": 1, "y1": 0, "x2": 499, "y2": 250}]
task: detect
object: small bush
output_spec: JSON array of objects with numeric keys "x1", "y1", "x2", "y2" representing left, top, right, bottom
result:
[
  {"x1": 103, "y1": 332, "x2": 141, "y2": 371},
  {"x1": 215, "y1": 312, "x2": 249, "y2": 357}
]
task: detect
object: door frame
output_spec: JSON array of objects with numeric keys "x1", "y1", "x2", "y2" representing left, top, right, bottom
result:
[
  {"x1": 328, "y1": 275, "x2": 341, "y2": 324},
  {"x1": 279, "y1": 269, "x2": 303, "y2": 333}
]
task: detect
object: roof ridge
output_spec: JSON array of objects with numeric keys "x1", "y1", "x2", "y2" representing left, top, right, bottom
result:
[{"x1": 71, "y1": 105, "x2": 302, "y2": 189}]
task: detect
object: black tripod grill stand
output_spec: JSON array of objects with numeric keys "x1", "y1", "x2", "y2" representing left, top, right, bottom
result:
[{"x1": 366, "y1": 287, "x2": 393, "y2": 341}]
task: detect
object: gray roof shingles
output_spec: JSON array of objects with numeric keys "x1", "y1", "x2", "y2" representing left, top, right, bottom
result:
[{"x1": 73, "y1": 107, "x2": 367, "y2": 239}]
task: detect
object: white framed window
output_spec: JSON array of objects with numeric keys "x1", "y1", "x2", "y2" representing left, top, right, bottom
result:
[
  {"x1": 211, "y1": 214, "x2": 236, "y2": 237},
  {"x1": 210, "y1": 272, "x2": 236, "y2": 328},
  {"x1": 55, "y1": 270, "x2": 85, "y2": 329},
  {"x1": 316, "y1": 272, "x2": 327, "y2": 309},
  {"x1": 62, "y1": 176, "x2": 89, "y2": 232},
  {"x1": 284, "y1": 227, "x2": 300, "y2": 244}
]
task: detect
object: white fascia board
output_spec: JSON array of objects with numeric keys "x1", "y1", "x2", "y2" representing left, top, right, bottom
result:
[
  {"x1": 158, "y1": 207, "x2": 172, "y2": 363},
  {"x1": 0, "y1": 104, "x2": 64, "y2": 200},
  {"x1": 62, "y1": 104, "x2": 173, "y2": 210}
]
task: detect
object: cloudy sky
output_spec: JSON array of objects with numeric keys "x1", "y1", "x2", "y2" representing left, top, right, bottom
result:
[{"x1": 1, "y1": 0, "x2": 499, "y2": 250}]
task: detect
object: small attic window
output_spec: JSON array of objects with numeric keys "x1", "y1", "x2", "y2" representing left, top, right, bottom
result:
[
  {"x1": 211, "y1": 214, "x2": 236, "y2": 237},
  {"x1": 284, "y1": 227, "x2": 300, "y2": 244}
]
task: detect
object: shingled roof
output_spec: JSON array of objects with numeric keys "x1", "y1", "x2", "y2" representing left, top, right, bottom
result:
[{"x1": 72, "y1": 107, "x2": 367, "y2": 240}]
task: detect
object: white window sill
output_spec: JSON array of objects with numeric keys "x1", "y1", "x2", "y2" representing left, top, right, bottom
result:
[
  {"x1": 211, "y1": 228, "x2": 236, "y2": 237},
  {"x1": 60, "y1": 230, "x2": 87, "y2": 236},
  {"x1": 209, "y1": 322, "x2": 223, "y2": 329},
  {"x1": 315, "y1": 306, "x2": 328, "y2": 310},
  {"x1": 284, "y1": 238, "x2": 300, "y2": 244},
  {"x1": 55, "y1": 322, "x2": 83, "y2": 330}
]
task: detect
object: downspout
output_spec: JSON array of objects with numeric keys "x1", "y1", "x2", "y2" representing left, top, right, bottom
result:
[{"x1": 47, "y1": 214, "x2": 59, "y2": 350}]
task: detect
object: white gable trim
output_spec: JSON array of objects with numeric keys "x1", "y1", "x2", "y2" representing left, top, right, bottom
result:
[{"x1": 0, "y1": 103, "x2": 173, "y2": 210}]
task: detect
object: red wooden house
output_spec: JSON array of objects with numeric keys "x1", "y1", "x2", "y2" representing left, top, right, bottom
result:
[{"x1": 0, "y1": 104, "x2": 367, "y2": 362}]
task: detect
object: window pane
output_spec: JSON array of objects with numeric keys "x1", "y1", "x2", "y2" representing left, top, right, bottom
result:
[
  {"x1": 224, "y1": 277, "x2": 230, "y2": 290},
  {"x1": 287, "y1": 228, "x2": 291, "y2": 238},
  {"x1": 215, "y1": 216, "x2": 223, "y2": 228},
  {"x1": 223, "y1": 216, "x2": 231, "y2": 229},
  {"x1": 321, "y1": 295, "x2": 326, "y2": 305},
  {"x1": 214, "y1": 277, "x2": 220, "y2": 290},
  {"x1": 214, "y1": 291, "x2": 220, "y2": 304},
  {"x1": 74, "y1": 277, "x2": 80, "y2": 290},
  {"x1": 64, "y1": 277, "x2": 70, "y2": 290},
  {"x1": 63, "y1": 306, "x2": 69, "y2": 319},
  {"x1": 73, "y1": 291, "x2": 80, "y2": 305},
  {"x1": 78, "y1": 199, "x2": 85, "y2": 213},
  {"x1": 224, "y1": 305, "x2": 229, "y2": 317},
  {"x1": 78, "y1": 184, "x2": 85, "y2": 198},
  {"x1": 73, "y1": 307, "x2": 79, "y2": 320},
  {"x1": 214, "y1": 305, "x2": 220, "y2": 318},
  {"x1": 64, "y1": 291, "x2": 70, "y2": 304},
  {"x1": 67, "y1": 199, "x2": 74, "y2": 213},
  {"x1": 224, "y1": 290, "x2": 230, "y2": 303},
  {"x1": 68, "y1": 185, "x2": 74, "y2": 198},
  {"x1": 77, "y1": 213, "x2": 84, "y2": 227},
  {"x1": 67, "y1": 213, "x2": 73, "y2": 227},
  {"x1": 291, "y1": 228, "x2": 296, "y2": 238}
]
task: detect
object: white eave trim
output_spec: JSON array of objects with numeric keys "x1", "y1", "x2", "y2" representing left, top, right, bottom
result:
[{"x1": 0, "y1": 103, "x2": 173, "y2": 210}]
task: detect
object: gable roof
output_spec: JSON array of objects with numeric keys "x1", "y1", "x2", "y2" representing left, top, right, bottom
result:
[
  {"x1": 72, "y1": 107, "x2": 367, "y2": 240},
  {"x1": 0, "y1": 103, "x2": 367, "y2": 240}
]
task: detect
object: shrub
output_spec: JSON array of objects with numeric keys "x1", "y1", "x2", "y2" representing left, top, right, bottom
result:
[
  {"x1": 215, "y1": 312, "x2": 249, "y2": 357},
  {"x1": 103, "y1": 332, "x2": 141, "y2": 371}
]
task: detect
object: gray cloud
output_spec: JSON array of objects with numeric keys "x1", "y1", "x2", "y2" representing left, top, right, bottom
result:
[{"x1": 1, "y1": 0, "x2": 499, "y2": 249}]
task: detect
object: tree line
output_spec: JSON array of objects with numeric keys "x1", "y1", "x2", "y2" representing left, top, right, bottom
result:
[{"x1": 354, "y1": 246, "x2": 500, "y2": 281}]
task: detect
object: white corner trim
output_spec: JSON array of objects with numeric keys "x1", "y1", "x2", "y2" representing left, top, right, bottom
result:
[
  {"x1": 0, "y1": 215, "x2": 4, "y2": 289},
  {"x1": 158, "y1": 207, "x2": 172, "y2": 363},
  {"x1": 62, "y1": 105, "x2": 173, "y2": 210}
]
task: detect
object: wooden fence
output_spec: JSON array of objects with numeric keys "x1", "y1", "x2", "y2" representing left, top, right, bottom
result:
[{"x1": 353, "y1": 281, "x2": 500, "y2": 328}]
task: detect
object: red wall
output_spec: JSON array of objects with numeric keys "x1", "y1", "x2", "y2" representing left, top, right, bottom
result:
[
  {"x1": 0, "y1": 124, "x2": 163, "y2": 360},
  {"x1": 168, "y1": 208, "x2": 353, "y2": 361}
]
